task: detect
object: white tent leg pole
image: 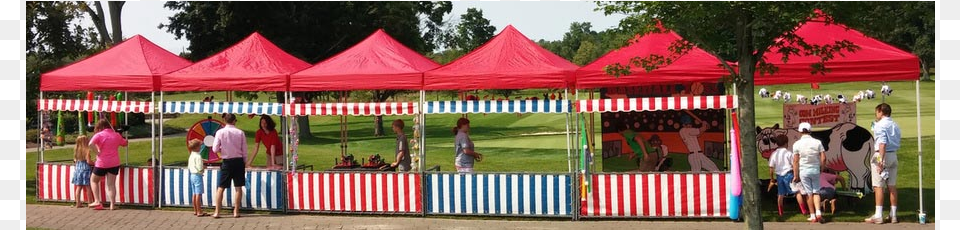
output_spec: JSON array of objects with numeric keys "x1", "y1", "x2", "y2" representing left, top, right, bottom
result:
[
  {"x1": 916, "y1": 80, "x2": 923, "y2": 214},
  {"x1": 420, "y1": 90, "x2": 426, "y2": 172},
  {"x1": 566, "y1": 88, "x2": 571, "y2": 174},
  {"x1": 38, "y1": 91, "x2": 43, "y2": 162},
  {"x1": 158, "y1": 91, "x2": 164, "y2": 209},
  {"x1": 285, "y1": 91, "x2": 290, "y2": 172},
  {"x1": 151, "y1": 92, "x2": 156, "y2": 165},
  {"x1": 124, "y1": 92, "x2": 129, "y2": 165}
]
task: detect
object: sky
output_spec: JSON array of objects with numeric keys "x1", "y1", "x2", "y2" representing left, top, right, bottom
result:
[{"x1": 101, "y1": 1, "x2": 628, "y2": 54}]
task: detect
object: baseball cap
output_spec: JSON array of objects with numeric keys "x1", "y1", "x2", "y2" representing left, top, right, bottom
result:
[{"x1": 798, "y1": 122, "x2": 812, "y2": 132}]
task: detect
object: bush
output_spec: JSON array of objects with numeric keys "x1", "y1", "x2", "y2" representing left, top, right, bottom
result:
[{"x1": 26, "y1": 129, "x2": 39, "y2": 144}]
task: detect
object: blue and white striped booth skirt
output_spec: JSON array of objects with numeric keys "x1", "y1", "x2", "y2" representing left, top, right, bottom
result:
[
  {"x1": 162, "y1": 167, "x2": 285, "y2": 210},
  {"x1": 425, "y1": 173, "x2": 573, "y2": 216}
]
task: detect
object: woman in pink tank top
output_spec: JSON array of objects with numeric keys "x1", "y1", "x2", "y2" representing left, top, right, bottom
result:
[{"x1": 87, "y1": 120, "x2": 128, "y2": 210}]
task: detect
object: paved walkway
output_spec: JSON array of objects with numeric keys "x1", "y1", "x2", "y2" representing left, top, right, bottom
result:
[{"x1": 27, "y1": 204, "x2": 934, "y2": 230}]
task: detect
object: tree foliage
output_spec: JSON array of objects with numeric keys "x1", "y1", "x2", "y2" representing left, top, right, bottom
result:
[
  {"x1": 26, "y1": 1, "x2": 98, "y2": 129},
  {"x1": 441, "y1": 7, "x2": 496, "y2": 52}
]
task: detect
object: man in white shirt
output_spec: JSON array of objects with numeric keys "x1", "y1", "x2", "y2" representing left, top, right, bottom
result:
[
  {"x1": 792, "y1": 122, "x2": 826, "y2": 223},
  {"x1": 865, "y1": 103, "x2": 902, "y2": 224}
]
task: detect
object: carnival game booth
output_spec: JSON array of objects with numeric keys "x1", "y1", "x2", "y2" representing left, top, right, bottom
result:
[
  {"x1": 574, "y1": 29, "x2": 737, "y2": 218},
  {"x1": 422, "y1": 25, "x2": 578, "y2": 217},
  {"x1": 158, "y1": 32, "x2": 310, "y2": 211},
  {"x1": 753, "y1": 12, "x2": 923, "y2": 215},
  {"x1": 284, "y1": 29, "x2": 436, "y2": 214},
  {"x1": 37, "y1": 35, "x2": 192, "y2": 206}
]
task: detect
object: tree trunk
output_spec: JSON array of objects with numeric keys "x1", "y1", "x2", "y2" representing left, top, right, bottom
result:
[
  {"x1": 297, "y1": 116, "x2": 312, "y2": 138},
  {"x1": 920, "y1": 59, "x2": 930, "y2": 81},
  {"x1": 373, "y1": 115, "x2": 384, "y2": 137},
  {"x1": 736, "y1": 13, "x2": 763, "y2": 230},
  {"x1": 107, "y1": 1, "x2": 124, "y2": 44},
  {"x1": 82, "y1": 2, "x2": 110, "y2": 47}
]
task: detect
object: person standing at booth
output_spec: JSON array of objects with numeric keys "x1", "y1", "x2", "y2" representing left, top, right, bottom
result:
[
  {"x1": 391, "y1": 119, "x2": 412, "y2": 172},
  {"x1": 792, "y1": 122, "x2": 826, "y2": 223},
  {"x1": 865, "y1": 103, "x2": 902, "y2": 224},
  {"x1": 453, "y1": 118, "x2": 481, "y2": 173},
  {"x1": 248, "y1": 115, "x2": 282, "y2": 170},
  {"x1": 212, "y1": 113, "x2": 247, "y2": 218},
  {"x1": 88, "y1": 120, "x2": 127, "y2": 210},
  {"x1": 679, "y1": 114, "x2": 718, "y2": 172}
]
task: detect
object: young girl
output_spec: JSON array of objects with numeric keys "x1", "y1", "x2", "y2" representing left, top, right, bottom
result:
[
  {"x1": 249, "y1": 115, "x2": 282, "y2": 170},
  {"x1": 71, "y1": 135, "x2": 93, "y2": 208}
]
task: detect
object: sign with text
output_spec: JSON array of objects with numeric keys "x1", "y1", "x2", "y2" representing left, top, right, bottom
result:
[{"x1": 783, "y1": 103, "x2": 857, "y2": 129}]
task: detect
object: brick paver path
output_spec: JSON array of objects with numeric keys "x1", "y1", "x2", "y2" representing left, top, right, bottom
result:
[{"x1": 27, "y1": 204, "x2": 934, "y2": 230}]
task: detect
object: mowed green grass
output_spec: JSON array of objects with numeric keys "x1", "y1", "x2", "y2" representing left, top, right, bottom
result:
[{"x1": 28, "y1": 81, "x2": 935, "y2": 222}]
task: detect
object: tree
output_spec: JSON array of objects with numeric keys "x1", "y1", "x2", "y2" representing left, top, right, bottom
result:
[
  {"x1": 572, "y1": 40, "x2": 601, "y2": 66},
  {"x1": 597, "y1": 2, "x2": 870, "y2": 228},
  {"x1": 558, "y1": 22, "x2": 599, "y2": 60},
  {"x1": 80, "y1": 1, "x2": 125, "y2": 47},
  {"x1": 161, "y1": 2, "x2": 451, "y2": 138},
  {"x1": 26, "y1": 1, "x2": 97, "y2": 129},
  {"x1": 443, "y1": 7, "x2": 496, "y2": 52}
]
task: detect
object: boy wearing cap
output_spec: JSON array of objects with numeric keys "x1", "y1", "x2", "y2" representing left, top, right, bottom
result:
[{"x1": 792, "y1": 122, "x2": 826, "y2": 223}]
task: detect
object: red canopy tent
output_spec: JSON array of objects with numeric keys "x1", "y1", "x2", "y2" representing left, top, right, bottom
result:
[
  {"x1": 756, "y1": 17, "x2": 920, "y2": 85},
  {"x1": 575, "y1": 30, "x2": 728, "y2": 89},
  {"x1": 423, "y1": 25, "x2": 578, "y2": 90},
  {"x1": 41, "y1": 35, "x2": 192, "y2": 92},
  {"x1": 290, "y1": 29, "x2": 439, "y2": 91},
  {"x1": 161, "y1": 32, "x2": 310, "y2": 92}
]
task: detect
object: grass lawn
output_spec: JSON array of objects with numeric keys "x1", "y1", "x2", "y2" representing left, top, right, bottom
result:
[{"x1": 28, "y1": 81, "x2": 935, "y2": 222}]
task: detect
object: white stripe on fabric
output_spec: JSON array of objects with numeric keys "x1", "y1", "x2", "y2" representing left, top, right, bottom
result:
[
  {"x1": 698, "y1": 174, "x2": 708, "y2": 216},
  {"x1": 621, "y1": 174, "x2": 631, "y2": 216},
  {"x1": 712, "y1": 173, "x2": 721, "y2": 216}
]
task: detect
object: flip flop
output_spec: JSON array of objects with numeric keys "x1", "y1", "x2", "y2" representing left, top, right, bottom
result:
[
  {"x1": 87, "y1": 203, "x2": 101, "y2": 208},
  {"x1": 233, "y1": 214, "x2": 241, "y2": 218},
  {"x1": 92, "y1": 205, "x2": 105, "y2": 211},
  {"x1": 197, "y1": 213, "x2": 210, "y2": 217},
  {"x1": 211, "y1": 214, "x2": 220, "y2": 219}
]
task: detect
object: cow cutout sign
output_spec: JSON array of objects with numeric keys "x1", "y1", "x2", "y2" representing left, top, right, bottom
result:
[{"x1": 756, "y1": 122, "x2": 874, "y2": 191}]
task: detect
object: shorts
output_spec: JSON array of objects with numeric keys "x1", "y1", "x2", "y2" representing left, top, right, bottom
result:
[
  {"x1": 871, "y1": 152, "x2": 898, "y2": 187},
  {"x1": 92, "y1": 166, "x2": 120, "y2": 177},
  {"x1": 189, "y1": 173, "x2": 204, "y2": 195},
  {"x1": 819, "y1": 187, "x2": 836, "y2": 200},
  {"x1": 798, "y1": 168, "x2": 820, "y2": 195},
  {"x1": 218, "y1": 158, "x2": 246, "y2": 188},
  {"x1": 455, "y1": 166, "x2": 473, "y2": 173},
  {"x1": 270, "y1": 155, "x2": 285, "y2": 165},
  {"x1": 776, "y1": 173, "x2": 796, "y2": 196}
]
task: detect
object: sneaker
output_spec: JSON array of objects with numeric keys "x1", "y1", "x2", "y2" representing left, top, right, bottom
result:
[
  {"x1": 886, "y1": 215, "x2": 898, "y2": 224},
  {"x1": 807, "y1": 216, "x2": 816, "y2": 222},
  {"x1": 864, "y1": 216, "x2": 883, "y2": 224}
]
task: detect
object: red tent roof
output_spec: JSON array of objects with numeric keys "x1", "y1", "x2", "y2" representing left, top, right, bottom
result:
[
  {"x1": 423, "y1": 25, "x2": 578, "y2": 90},
  {"x1": 41, "y1": 35, "x2": 192, "y2": 92},
  {"x1": 161, "y1": 32, "x2": 310, "y2": 91},
  {"x1": 756, "y1": 17, "x2": 920, "y2": 85},
  {"x1": 575, "y1": 31, "x2": 728, "y2": 89},
  {"x1": 290, "y1": 29, "x2": 439, "y2": 91}
]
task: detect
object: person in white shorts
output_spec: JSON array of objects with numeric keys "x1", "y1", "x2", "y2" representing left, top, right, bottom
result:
[
  {"x1": 865, "y1": 103, "x2": 901, "y2": 224},
  {"x1": 792, "y1": 122, "x2": 826, "y2": 223}
]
